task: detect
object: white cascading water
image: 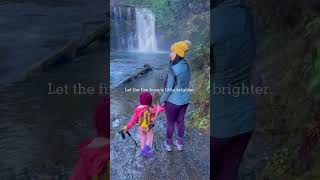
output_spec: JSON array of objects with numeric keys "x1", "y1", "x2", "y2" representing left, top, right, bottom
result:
[
  {"x1": 127, "y1": 7, "x2": 134, "y2": 50},
  {"x1": 113, "y1": 6, "x2": 121, "y2": 49},
  {"x1": 135, "y1": 7, "x2": 157, "y2": 51},
  {"x1": 118, "y1": 6, "x2": 125, "y2": 48},
  {"x1": 112, "y1": 6, "x2": 157, "y2": 51}
]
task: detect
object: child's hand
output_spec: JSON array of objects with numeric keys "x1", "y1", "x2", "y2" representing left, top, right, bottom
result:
[
  {"x1": 122, "y1": 125, "x2": 128, "y2": 133},
  {"x1": 154, "y1": 93, "x2": 160, "y2": 103},
  {"x1": 148, "y1": 123, "x2": 154, "y2": 129}
]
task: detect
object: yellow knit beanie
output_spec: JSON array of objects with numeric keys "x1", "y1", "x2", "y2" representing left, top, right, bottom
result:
[{"x1": 170, "y1": 40, "x2": 192, "y2": 58}]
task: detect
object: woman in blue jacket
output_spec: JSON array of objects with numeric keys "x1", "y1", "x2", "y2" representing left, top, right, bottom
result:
[
  {"x1": 211, "y1": 0, "x2": 256, "y2": 179},
  {"x1": 160, "y1": 40, "x2": 192, "y2": 152}
]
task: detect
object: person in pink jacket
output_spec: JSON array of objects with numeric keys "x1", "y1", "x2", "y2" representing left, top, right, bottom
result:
[
  {"x1": 123, "y1": 92, "x2": 165, "y2": 158},
  {"x1": 70, "y1": 97, "x2": 109, "y2": 180}
]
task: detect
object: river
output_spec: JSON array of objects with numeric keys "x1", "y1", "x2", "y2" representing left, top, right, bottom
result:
[
  {"x1": 0, "y1": 0, "x2": 106, "y2": 84},
  {"x1": 0, "y1": 43, "x2": 106, "y2": 179},
  {"x1": 0, "y1": 0, "x2": 106, "y2": 179},
  {"x1": 110, "y1": 50, "x2": 168, "y2": 89}
]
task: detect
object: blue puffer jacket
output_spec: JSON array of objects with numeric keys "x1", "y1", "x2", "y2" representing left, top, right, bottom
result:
[
  {"x1": 160, "y1": 59, "x2": 191, "y2": 105},
  {"x1": 211, "y1": 0, "x2": 256, "y2": 138}
]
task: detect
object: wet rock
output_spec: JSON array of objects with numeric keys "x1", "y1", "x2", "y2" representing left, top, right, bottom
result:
[{"x1": 113, "y1": 118, "x2": 121, "y2": 128}]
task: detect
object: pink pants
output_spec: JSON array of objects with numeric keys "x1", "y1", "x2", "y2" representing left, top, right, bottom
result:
[{"x1": 138, "y1": 126, "x2": 153, "y2": 150}]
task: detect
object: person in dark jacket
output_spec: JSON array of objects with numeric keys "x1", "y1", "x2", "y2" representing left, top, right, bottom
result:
[{"x1": 211, "y1": 0, "x2": 256, "y2": 179}]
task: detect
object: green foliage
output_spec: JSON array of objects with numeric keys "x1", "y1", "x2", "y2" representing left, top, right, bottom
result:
[
  {"x1": 309, "y1": 56, "x2": 320, "y2": 98},
  {"x1": 260, "y1": 148, "x2": 293, "y2": 179},
  {"x1": 189, "y1": 44, "x2": 210, "y2": 129},
  {"x1": 306, "y1": 18, "x2": 320, "y2": 99},
  {"x1": 251, "y1": 2, "x2": 320, "y2": 177},
  {"x1": 305, "y1": 17, "x2": 320, "y2": 37},
  {"x1": 125, "y1": 0, "x2": 176, "y2": 35},
  {"x1": 260, "y1": 146, "x2": 320, "y2": 180},
  {"x1": 150, "y1": 0, "x2": 175, "y2": 30},
  {"x1": 191, "y1": 110, "x2": 209, "y2": 129}
]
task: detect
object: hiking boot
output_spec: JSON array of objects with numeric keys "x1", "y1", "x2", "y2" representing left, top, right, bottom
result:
[
  {"x1": 145, "y1": 145, "x2": 154, "y2": 157},
  {"x1": 140, "y1": 145, "x2": 153, "y2": 158},
  {"x1": 174, "y1": 140, "x2": 183, "y2": 151},
  {"x1": 164, "y1": 141, "x2": 173, "y2": 152}
]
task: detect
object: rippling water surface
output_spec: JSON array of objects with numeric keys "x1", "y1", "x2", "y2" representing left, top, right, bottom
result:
[{"x1": 0, "y1": 44, "x2": 106, "y2": 177}]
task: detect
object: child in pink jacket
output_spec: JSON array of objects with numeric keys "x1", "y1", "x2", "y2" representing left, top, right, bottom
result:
[{"x1": 123, "y1": 92, "x2": 165, "y2": 158}]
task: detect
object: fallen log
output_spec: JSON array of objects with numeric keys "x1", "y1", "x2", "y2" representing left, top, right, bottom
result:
[
  {"x1": 117, "y1": 64, "x2": 152, "y2": 85},
  {"x1": 26, "y1": 40, "x2": 78, "y2": 73},
  {"x1": 26, "y1": 20, "x2": 108, "y2": 76},
  {"x1": 77, "y1": 25, "x2": 107, "y2": 50}
]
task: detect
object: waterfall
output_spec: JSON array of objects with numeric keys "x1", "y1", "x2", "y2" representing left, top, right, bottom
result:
[
  {"x1": 135, "y1": 8, "x2": 157, "y2": 51},
  {"x1": 118, "y1": 6, "x2": 125, "y2": 49},
  {"x1": 112, "y1": 6, "x2": 157, "y2": 52},
  {"x1": 127, "y1": 7, "x2": 134, "y2": 50},
  {"x1": 113, "y1": 6, "x2": 121, "y2": 49}
]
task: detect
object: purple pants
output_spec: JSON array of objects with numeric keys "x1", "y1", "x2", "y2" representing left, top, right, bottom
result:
[
  {"x1": 211, "y1": 131, "x2": 253, "y2": 180},
  {"x1": 165, "y1": 101, "x2": 189, "y2": 145}
]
